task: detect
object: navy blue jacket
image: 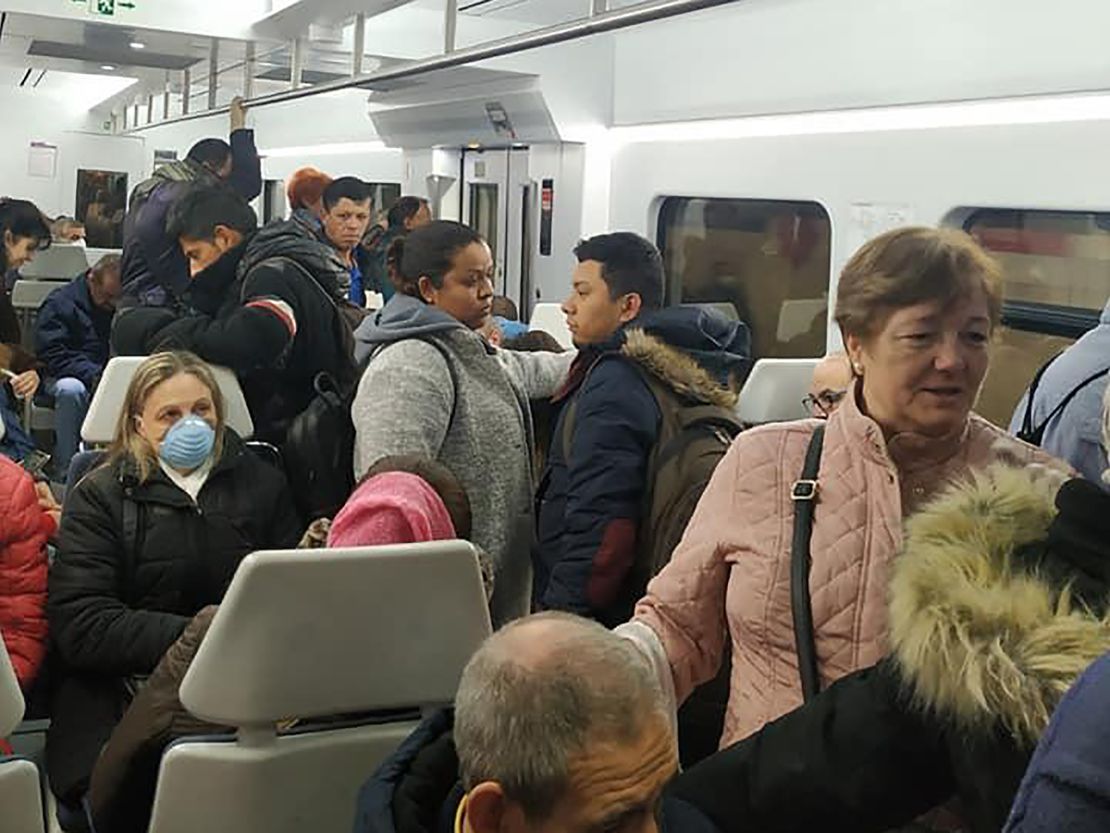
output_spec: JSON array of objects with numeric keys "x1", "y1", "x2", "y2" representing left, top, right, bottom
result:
[
  {"x1": 1004, "y1": 651, "x2": 1110, "y2": 832},
  {"x1": 353, "y1": 709, "x2": 719, "y2": 833},
  {"x1": 33, "y1": 273, "x2": 112, "y2": 389},
  {"x1": 120, "y1": 129, "x2": 262, "y2": 310},
  {"x1": 532, "y1": 306, "x2": 750, "y2": 627}
]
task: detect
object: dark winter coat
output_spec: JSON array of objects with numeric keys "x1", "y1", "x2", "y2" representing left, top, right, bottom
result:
[
  {"x1": 353, "y1": 709, "x2": 719, "y2": 833},
  {"x1": 1005, "y1": 650, "x2": 1110, "y2": 832},
  {"x1": 45, "y1": 432, "x2": 301, "y2": 802},
  {"x1": 120, "y1": 130, "x2": 262, "y2": 310},
  {"x1": 112, "y1": 221, "x2": 357, "y2": 445},
  {"x1": 33, "y1": 273, "x2": 113, "y2": 389},
  {"x1": 666, "y1": 468, "x2": 1110, "y2": 833},
  {"x1": 533, "y1": 306, "x2": 750, "y2": 627}
]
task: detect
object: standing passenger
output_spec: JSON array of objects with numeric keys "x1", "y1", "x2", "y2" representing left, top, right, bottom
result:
[
  {"x1": 350, "y1": 221, "x2": 573, "y2": 624},
  {"x1": 362, "y1": 196, "x2": 431, "y2": 304},
  {"x1": 320, "y1": 177, "x2": 373, "y2": 308},
  {"x1": 45, "y1": 351, "x2": 301, "y2": 821},
  {"x1": 120, "y1": 98, "x2": 261, "y2": 310},
  {"x1": 286, "y1": 166, "x2": 333, "y2": 238},
  {"x1": 624, "y1": 227, "x2": 1070, "y2": 751}
]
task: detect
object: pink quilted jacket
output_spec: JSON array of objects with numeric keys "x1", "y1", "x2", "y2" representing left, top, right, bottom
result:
[{"x1": 634, "y1": 388, "x2": 1069, "y2": 747}]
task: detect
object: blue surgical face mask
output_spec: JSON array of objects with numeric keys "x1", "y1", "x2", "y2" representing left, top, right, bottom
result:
[{"x1": 159, "y1": 415, "x2": 216, "y2": 471}]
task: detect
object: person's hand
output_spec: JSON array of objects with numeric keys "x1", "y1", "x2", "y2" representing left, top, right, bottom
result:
[
  {"x1": 34, "y1": 481, "x2": 62, "y2": 527},
  {"x1": 11, "y1": 369, "x2": 39, "y2": 400},
  {"x1": 229, "y1": 96, "x2": 248, "y2": 132}
]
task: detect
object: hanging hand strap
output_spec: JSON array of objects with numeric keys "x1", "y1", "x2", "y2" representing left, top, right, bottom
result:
[{"x1": 791, "y1": 424, "x2": 824, "y2": 703}]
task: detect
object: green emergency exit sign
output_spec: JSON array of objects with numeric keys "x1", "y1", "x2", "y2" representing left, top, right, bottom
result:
[{"x1": 93, "y1": 0, "x2": 114, "y2": 15}]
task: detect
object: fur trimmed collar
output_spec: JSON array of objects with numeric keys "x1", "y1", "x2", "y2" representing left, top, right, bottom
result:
[
  {"x1": 890, "y1": 466, "x2": 1110, "y2": 744},
  {"x1": 620, "y1": 329, "x2": 738, "y2": 408}
]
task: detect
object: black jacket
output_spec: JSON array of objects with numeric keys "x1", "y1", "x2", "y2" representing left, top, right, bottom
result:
[
  {"x1": 112, "y1": 221, "x2": 357, "y2": 444},
  {"x1": 120, "y1": 130, "x2": 262, "y2": 310},
  {"x1": 533, "y1": 306, "x2": 749, "y2": 627},
  {"x1": 668, "y1": 469, "x2": 1110, "y2": 833},
  {"x1": 45, "y1": 432, "x2": 301, "y2": 801},
  {"x1": 353, "y1": 709, "x2": 718, "y2": 833}
]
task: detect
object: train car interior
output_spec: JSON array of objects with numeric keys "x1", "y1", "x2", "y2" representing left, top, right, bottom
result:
[{"x1": 3, "y1": 0, "x2": 1110, "y2": 831}]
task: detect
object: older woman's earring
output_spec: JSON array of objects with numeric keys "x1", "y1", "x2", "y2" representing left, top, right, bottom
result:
[{"x1": 853, "y1": 363, "x2": 864, "y2": 376}]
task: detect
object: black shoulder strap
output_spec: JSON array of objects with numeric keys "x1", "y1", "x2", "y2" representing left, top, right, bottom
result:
[
  {"x1": 1022, "y1": 362, "x2": 1110, "y2": 447},
  {"x1": 791, "y1": 425, "x2": 825, "y2": 703},
  {"x1": 1019, "y1": 352, "x2": 1062, "y2": 442},
  {"x1": 121, "y1": 491, "x2": 140, "y2": 582}
]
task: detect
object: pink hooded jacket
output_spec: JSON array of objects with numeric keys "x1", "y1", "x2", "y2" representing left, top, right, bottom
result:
[{"x1": 634, "y1": 387, "x2": 1069, "y2": 747}]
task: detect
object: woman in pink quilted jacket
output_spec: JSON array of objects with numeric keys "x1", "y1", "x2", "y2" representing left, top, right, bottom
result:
[{"x1": 626, "y1": 226, "x2": 1070, "y2": 752}]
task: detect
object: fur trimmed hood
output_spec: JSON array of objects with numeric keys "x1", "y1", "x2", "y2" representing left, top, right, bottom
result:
[
  {"x1": 890, "y1": 466, "x2": 1110, "y2": 745},
  {"x1": 621, "y1": 329, "x2": 740, "y2": 408}
]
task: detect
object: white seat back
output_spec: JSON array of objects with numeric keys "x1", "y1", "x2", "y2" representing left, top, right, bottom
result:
[
  {"x1": 10, "y1": 281, "x2": 59, "y2": 311},
  {"x1": 18, "y1": 245, "x2": 89, "y2": 281},
  {"x1": 82, "y1": 357, "x2": 253, "y2": 445},
  {"x1": 149, "y1": 542, "x2": 493, "y2": 833},
  {"x1": 736, "y1": 358, "x2": 821, "y2": 424},
  {"x1": 0, "y1": 634, "x2": 46, "y2": 833},
  {"x1": 529, "y1": 302, "x2": 573, "y2": 349}
]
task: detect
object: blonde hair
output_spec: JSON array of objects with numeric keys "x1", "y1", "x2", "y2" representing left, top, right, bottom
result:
[
  {"x1": 108, "y1": 351, "x2": 227, "y2": 482},
  {"x1": 835, "y1": 227, "x2": 1003, "y2": 341}
]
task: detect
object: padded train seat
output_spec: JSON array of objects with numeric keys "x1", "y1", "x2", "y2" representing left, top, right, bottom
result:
[
  {"x1": 18, "y1": 245, "x2": 90, "y2": 281},
  {"x1": 81, "y1": 356, "x2": 254, "y2": 445},
  {"x1": 147, "y1": 542, "x2": 492, "y2": 833},
  {"x1": 0, "y1": 634, "x2": 47, "y2": 833},
  {"x1": 529, "y1": 302, "x2": 573, "y2": 349},
  {"x1": 736, "y1": 358, "x2": 820, "y2": 425}
]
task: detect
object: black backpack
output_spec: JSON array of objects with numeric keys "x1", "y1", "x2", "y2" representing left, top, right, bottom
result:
[{"x1": 1017, "y1": 353, "x2": 1110, "y2": 447}]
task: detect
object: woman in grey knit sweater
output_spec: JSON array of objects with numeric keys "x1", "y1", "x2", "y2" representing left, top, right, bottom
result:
[{"x1": 351, "y1": 222, "x2": 573, "y2": 625}]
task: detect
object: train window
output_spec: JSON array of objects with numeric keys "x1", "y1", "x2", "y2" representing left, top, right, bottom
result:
[
  {"x1": 964, "y1": 209, "x2": 1110, "y2": 425},
  {"x1": 657, "y1": 197, "x2": 831, "y2": 359}
]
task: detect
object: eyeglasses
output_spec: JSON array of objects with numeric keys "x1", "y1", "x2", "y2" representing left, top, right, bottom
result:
[{"x1": 802, "y1": 388, "x2": 848, "y2": 418}]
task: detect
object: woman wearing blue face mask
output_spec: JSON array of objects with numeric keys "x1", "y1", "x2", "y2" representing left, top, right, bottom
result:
[{"x1": 45, "y1": 351, "x2": 302, "y2": 819}]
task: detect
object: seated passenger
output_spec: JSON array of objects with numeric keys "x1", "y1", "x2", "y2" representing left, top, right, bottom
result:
[
  {"x1": 351, "y1": 221, "x2": 573, "y2": 625},
  {"x1": 111, "y1": 187, "x2": 356, "y2": 446},
  {"x1": 88, "y1": 456, "x2": 478, "y2": 833},
  {"x1": 0, "y1": 199, "x2": 49, "y2": 465},
  {"x1": 34, "y1": 253, "x2": 122, "y2": 480},
  {"x1": 46, "y1": 351, "x2": 301, "y2": 818},
  {"x1": 286, "y1": 166, "x2": 333, "y2": 238},
  {"x1": 804, "y1": 352, "x2": 852, "y2": 418},
  {"x1": 353, "y1": 612, "x2": 712, "y2": 833},
  {"x1": 663, "y1": 459, "x2": 1110, "y2": 833},
  {"x1": 50, "y1": 217, "x2": 87, "y2": 246},
  {"x1": 0, "y1": 455, "x2": 53, "y2": 691},
  {"x1": 1009, "y1": 293, "x2": 1110, "y2": 487},
  {"x1": 626, "y1": 228, "x2": 1070, "y2": 755},
  {"x1": 533, "y1": 233, "x2": 750, "y2": 627},
  {"x1": 120, "y1": 98, "x2": 261, "y2": 310},
  {"x1": 320, "y1": 177, "x2": 373, "y2": 307},
  {"x1": 362, "y1": 196, "x2": 431, "y2": 304},
  {"x1": 491, "y1": 295, "x2": 519, "y2": 321}
]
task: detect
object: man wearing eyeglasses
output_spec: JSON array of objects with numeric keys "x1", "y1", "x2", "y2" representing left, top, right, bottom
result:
[{"x1": 805, "y1": 353, "x2": 853, "y2": 418}]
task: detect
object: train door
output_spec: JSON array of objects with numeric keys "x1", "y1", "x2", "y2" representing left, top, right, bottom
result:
[{"x1": 461, "y1": 147, "x2": 535, "y2": 317}]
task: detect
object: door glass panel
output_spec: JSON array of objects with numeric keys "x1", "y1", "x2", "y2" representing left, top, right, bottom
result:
[
  {"x1": 469, "y1": 183, "x2": 499, "y2": 257},
  {"x1": 76, "y1": 169, "x2": 128, "y2": 248},
  {"x1": 657, "y1": 197, "x2": 831, "y2": 359}
]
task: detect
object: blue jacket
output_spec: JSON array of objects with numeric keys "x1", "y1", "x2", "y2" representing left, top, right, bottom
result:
[
  {"x1": 33, "y1": 273, "x2": 112, "y2": 390},
  {"x1": 532, "y1": 306, "x2": 750, "y2": 626},
  {"x1": 120, "y1": 129, "x2": 262, "y2": 310},
  {"x1": 353, "y1": 709, "x2": 719, "y2": 833},
  {"x1": 1004, "y1": 651, "x2": 1110, "y2": 832},
  {"x1": 1009, "y1": 299, "x2": 1110, "y2": 486}
]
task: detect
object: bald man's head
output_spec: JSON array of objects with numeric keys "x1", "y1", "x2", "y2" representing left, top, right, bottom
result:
[
  {"x1": 808, "y1": 353, "x2": 853, "y2": 417},
  {"x1": 454, "y1": 613, "x2": 674, "y2": 829}
]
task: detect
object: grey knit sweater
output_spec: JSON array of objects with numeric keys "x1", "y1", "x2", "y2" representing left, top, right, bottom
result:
[{"x1": 351, "y1": 295, "x2": 573, "y2": 624}]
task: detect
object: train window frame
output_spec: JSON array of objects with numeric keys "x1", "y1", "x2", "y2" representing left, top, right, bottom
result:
[
  {"x1": 655, "y1": 195, "x2": 833, "y2": 360},
  {"x1": 961, "y1": 207, "x2": 1110, "y2": 339}
]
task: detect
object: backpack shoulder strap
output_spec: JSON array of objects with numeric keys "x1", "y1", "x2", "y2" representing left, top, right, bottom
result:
[
  {"x1": 791, "y1": 424, "x2": 825, "y2": 703},
  {"x1": 1024, "y1": 364, "x2": 1110, "y2": 446},
  {"x1": 1019, "y1": 352, "x2": 1062, "y2": 442}
]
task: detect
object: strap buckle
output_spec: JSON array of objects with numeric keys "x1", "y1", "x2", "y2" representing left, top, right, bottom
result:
[{"x1": 792, "y1": 479, "x2": 819, "y2": 501}]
